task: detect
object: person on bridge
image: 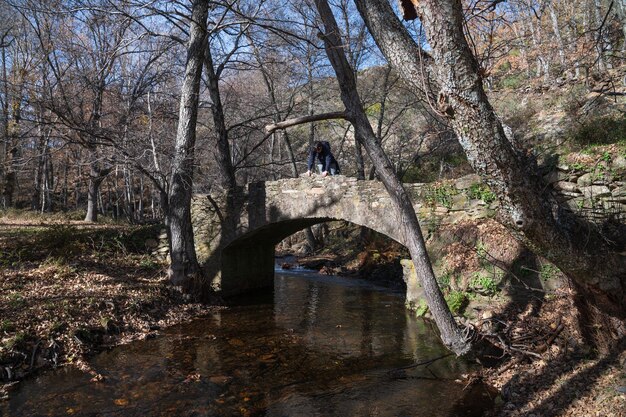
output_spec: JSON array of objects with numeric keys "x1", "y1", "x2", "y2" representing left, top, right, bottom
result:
[{"x1": 306, "y1": 141, "x2": 340, "y2": 177}]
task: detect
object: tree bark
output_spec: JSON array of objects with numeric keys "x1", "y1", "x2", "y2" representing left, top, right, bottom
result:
[
  {"x1": 354, "y1": 0, "x2": 625, "y2": 326},
  {"x1": 167, "y1": 0, "x2": 208, "y2": 287},
  {"x1": 315, "y1": 0, "x2": 471, "y2": 355},
  {"x1": 84, "y1": 153, "x2": 111, "y2": 222},
  {"x1": 204, "y1": 44, "x2": 236, "y2": 192},
  {"x1": 266, "y1": 112, "x2": 348, "y2": 133},
  {"x1": 616, "y1": 0, "x2": 626, "y2": 47}
]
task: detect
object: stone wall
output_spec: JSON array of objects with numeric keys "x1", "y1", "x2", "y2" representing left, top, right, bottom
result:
[{"x1": 544, "y1": 154, "x2": 626, "y2": 224}]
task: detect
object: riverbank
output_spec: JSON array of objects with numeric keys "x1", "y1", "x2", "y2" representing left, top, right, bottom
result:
[
  {"x1": 285, "y1": 221, "x2": 626, "y2": 417},
  {"x1": 0, "y1": 216, "x2": 218, "y2": 400}
]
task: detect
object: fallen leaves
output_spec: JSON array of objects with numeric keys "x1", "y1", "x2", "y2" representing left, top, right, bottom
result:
[{"x1": 0, "y1": 221, "x2": 218, "y2": 395}]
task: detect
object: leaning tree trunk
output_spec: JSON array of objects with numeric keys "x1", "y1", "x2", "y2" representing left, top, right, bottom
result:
[
  {"x1": 354, "y1": 0, "x2": 625, "y2": 333},
  {"x1": 315, "y1": 0, "x2": 471, "y2": 355},
  {"x1": 167, "y1": 0, "x2": 208, "y2": 288}
]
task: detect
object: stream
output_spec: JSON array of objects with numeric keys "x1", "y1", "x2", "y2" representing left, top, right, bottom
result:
[{"x1": 3, "y1": 268, "x2": 495, "y2": 416}]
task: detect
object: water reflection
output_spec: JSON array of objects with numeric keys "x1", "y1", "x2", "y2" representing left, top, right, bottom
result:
[{"x1": 3, "y1": 272, "x2": 493, "y2": 417}]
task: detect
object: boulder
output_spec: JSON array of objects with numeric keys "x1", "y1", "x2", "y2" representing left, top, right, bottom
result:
[
  {"x1": 554, "y1": 181, "x2": 579, "y2": 193},
  {"x1": 577, "y1": 173, "x2": 595, "y2": 187},
  {"x1": 454, "y1": 174, "x2": 482, "y2": 190}
]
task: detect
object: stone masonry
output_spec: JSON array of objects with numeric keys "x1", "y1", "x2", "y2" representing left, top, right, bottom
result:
[{"x1": 190, "y1": 174, "x2": 493, "y2": 298}]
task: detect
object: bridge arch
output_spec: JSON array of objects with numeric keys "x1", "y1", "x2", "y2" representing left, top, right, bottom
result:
[{"x1": 190, "y1": 175, "x2": 487, "y2": 297}]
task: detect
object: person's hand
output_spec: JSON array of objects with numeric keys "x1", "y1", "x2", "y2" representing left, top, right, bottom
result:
[
  {"x1": 306, "y1": 170, "x2": 312, "y2": 177},
  {"x1": 321, "y1": 171, "x2": 328, "y2": 177}
]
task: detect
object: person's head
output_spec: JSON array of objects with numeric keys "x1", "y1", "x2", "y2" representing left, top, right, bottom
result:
[{"x1": 314, "y1": 141, "x2": 324, "y2": 153}]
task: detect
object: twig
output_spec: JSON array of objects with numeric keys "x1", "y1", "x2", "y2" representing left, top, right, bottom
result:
[{"x1": 393, "y1": 353, "x2": 454, "y2": 371}]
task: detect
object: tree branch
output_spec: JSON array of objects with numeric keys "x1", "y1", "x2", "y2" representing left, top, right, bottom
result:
[{"x1": 264, "y1": 111, "x2": 348, "y2": 133}]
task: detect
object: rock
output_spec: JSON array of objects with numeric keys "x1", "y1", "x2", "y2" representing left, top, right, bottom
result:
[
  {"x1": 581, "y1": 185, "x2": 611, "y2": 199},
  {"x1": 613, "y1": 155, "x2": 626, "y2": 170},
  {"x1": 543, "y1": 170, "x2": 569, "y2": 184},
  {"x1": 612, "y1": 186, "x2": 626, "y2": 200},
  {"x1": 454, "y1": 174, "x2": 482, "y2": 190},
  {"x1": 577, "y1": 173, "x2": 594, "y2": 187},
  {"x1": 450, "y1": 193, "x2": 468, "y2": 210},
  {"x1": 554, "y1": 181, "x2": 579, "y2": 193}
]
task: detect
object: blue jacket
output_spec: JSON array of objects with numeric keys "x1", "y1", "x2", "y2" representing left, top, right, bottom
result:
[{"x1": 307, "y1": 141, "x2": 340, "y2": 173}]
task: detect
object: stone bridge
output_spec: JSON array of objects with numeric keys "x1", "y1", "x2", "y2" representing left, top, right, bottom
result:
[{"x1": 190, "y1": 174, "x2": 492, "y2": 297}]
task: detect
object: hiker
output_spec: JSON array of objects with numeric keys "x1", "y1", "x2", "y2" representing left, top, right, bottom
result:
[{"x1": 305, "y1": 141, "x2": 340, "y2": 177}]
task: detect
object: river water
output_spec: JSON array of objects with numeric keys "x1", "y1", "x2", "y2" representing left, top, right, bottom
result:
[{"x1": 4, "y1": 270, "x2": 494, "y2": 416}]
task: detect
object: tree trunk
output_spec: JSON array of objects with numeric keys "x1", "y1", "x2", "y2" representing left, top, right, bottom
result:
[
  {"x1": 593, "y1": 0, "x2": 611, "y2": 70},
  {"x1": 616, "y1": 0, "x2": 626, "y2": 48},
  {"x1": 84, "y1": 148, "x2": 111, "y2": 222},
  {"x1": 315, "y1": 0, "x2": 471, "y2": 356},
  {"x1": 0, "y1": 44, "x2": 8, "y2": 209},
  {"x1": 204, "y1": 45, "x2": 236, "y2": 191},
  {"x1": 354, "y1": 0, "x2": 625, "y2": 328},
  {"x1": 167, "y1": 0, "x2": 208, "y2": 288},
  {"x1": 354, "y1": 134, "x2": 366, "y2": 180},
  {"x1": 547, "y1": 1, "x2": 567, "y2": 70},
  {"x1": 85, "y1": 163, "x2": 102, "y2": 222}
]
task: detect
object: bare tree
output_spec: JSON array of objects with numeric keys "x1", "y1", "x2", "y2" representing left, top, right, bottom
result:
[
  {"x1": 354, "y1": 0, "x2": 625, "y2": 336},
  {"x1": 314, "y1": 0, "x2": 471, "y2": 355},
  {"x1": 167, "y1": 0, "x2": 209, "y2": 287}
]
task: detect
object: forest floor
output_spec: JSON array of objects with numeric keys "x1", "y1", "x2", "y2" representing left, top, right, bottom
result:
[{"x1": 0, "y1": 215, "x2": 217, "y2": 401}]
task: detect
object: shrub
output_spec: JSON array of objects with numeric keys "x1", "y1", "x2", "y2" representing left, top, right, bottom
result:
[
  {"x1": 470, "y1": 274, "x2": 499, "y2": 296},
  {"x1": 424, "y1": 183, "x2": 457, "y2": 209},
  {"x1": 466, "y1": 183, "x2": 497, "y2": 204},
  {"x1": 445, "y1": 291, "x2": 468, "y2": 314},
  {"x1": 570, "y1": 116, "x2": 626, "y2": 148}
]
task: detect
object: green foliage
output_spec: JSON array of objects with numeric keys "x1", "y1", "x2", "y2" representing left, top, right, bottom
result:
[
  {"x1": 540, "y1": 263, "x2": 561, "y2": 282},
  {"x1": 401, "y1": 153, "x2": 469, "y2": 184},
  {"x1": 445, "y1": 291, "x2": 468, "y2": 315},
  {"x1": 499, "y1": 73, "x2": 523, "y2": 89},
  {"x1": 424, "y1": 183, "x2": 457, "y2": 209},
  {"x1": 138, "y1": 256, "x2": 160, "y2": 269},
  {"x1": 0, "y1": 320, "x2": 15, "y2": 333},
  {"x1": 0, "y1": 246, "x2": 27, "y2": 267},
  {"x1": 570, "y1": 116, "x2": 626, "y2": 148},
  {"x1": 7, "y1": 292, "x2": 25, "y2": 309},
  {"x1": 496, "y1": 61, "x2": 512, "y2": 74},
  {"x1": 466, "y1": 183, "x2": 497, "y2": 204},
  {"x1": 415, "y1": 299, "x2": 429, "y2": 317},
  {"x1": 469, "y1": 274, "x2": 499, "y2": 296},
  {"x1": 2, "y1": 332, "x2": 27, "y2": 350},
  {"x1": 365, "y1": 102, "x2": 382, "y2": 117},
  {"x1": 39, "y1": 224, "x2": 80, "y2": 258},
  {"x1": 437, "y1": 270, "x2": 452, "y2": 289}
]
